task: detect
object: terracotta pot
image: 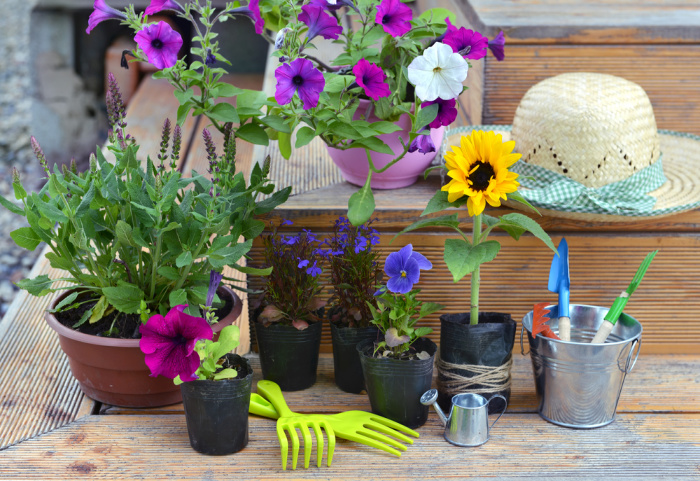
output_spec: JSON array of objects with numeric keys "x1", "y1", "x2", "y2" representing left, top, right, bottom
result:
[
  {"x1": 326, "y1": 99, "x2": 445, "y2": 190},
  {"x1": 44, "y1": 285, "x2": 243, "y2": 408}
]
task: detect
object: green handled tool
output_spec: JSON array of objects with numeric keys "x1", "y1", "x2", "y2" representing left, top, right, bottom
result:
[{"x1": 591, "y1": 250, "x2": 658, "y2": 344}]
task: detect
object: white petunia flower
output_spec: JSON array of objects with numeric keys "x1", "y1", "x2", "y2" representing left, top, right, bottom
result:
[{"x1": 407, "y1": 42, "x2": 469, "y2": 102}]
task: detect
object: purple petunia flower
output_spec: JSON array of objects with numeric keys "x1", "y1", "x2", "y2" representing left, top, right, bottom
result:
[
  {"x1": 488, "y1": 31, "x2": 506, "y2": 61},
  {"x1": 306, "y1": 261, "x2": 322, "y2": 277},
  {"x1": 86, "y1": 0, "x2": 127, "y2": 34},
  {"x1": 299, "y1": 5, "x2": 343, "y2": 42},
  {"x1": 228, "y1": 0, "x2": 264, "y2": 35},
  {"x1": 145, "y1": 0, "x2": 185, "y2": 15},
  {"x1": 275, "y1": 58, "x2": 325, "y2": 110},
  {"x1": 139, "y1": 305, "x2": 213, "y2": 382},
  {"x1": 134, "y1": 21, "x2": 183, "y2": 70},
  {"x1": 308, "y1": 0, "x2": 357, "y2": 13},
  {"x1": 408, "y1": 127, "x2": 435, "y2": 154},
  {"x1": 353, "y1": 59, "x2": 391, "y2": 101},
  {"x1": 384, "y1": 244, "x2": 432, "y2": 294},
  {"x1": 206, "y1": 270, "x2": 223, "y2": 308},
  {"x1": 375, "y1": 0, "x2": 412, "y2": 38},
  {"x1": 443, "y1": 18, "x2": 488, "y2": 60},
  {"x1": 422, "y1": 98, "x2": 458, "y2": 129}
]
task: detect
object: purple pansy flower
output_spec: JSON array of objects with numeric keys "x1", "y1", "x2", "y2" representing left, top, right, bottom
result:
[
  {"x1": 488, "y1": 31, "x2": 506, "y2": 61},
  {"x1": 228, "y1": 0, "x2": 264, "y2": 35},
  {"x1": 443, "y1": 18, "x2": 488, "y2": 60},
  {"x1": 139, "y1": 305, "x2": 213, "y2": 382},
  {"x1": 384, "y1": 244, "x2": 432, "y2": 294},
  {"x1": 422, "y1": 97, "x2": 458, "y2": 129},
  {"x1": 145, "y1": 0, "x2": 185, "y2": 15},
  {"x1": 353, "y1": 59, "x2": 391, "y2": 101},
  {"x1": 86, "y1": 0, "x2": 127, "y2": 34},
  {"x1": 274, "y1": 58, "x2": 325, "y2": 110},
  {"x1": 134, "y1": 21, "x2": 183, "y2": 70},
  {"x1": 206, "y1": 270, "x2": 223, "y2": 308},
  {"x1": 408, "y1": 127, "x2": 435, "y2": 154},
  {"x1": 299, "y1": 5, "x2": 343, "y2": 42},
  {"x1": 375, "y1": 0, "x2": 412, "y2": 37}
]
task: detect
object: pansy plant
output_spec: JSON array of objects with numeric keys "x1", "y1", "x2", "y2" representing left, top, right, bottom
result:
[{"x1": 369, "y1": 245, "x2": 443, "y2": 359}]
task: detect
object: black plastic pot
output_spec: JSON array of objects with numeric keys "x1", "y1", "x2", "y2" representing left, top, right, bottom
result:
[
  {"x1": 438, "y1": 312, "x2": 516, "y2": 414},
  {"x1": 180, "y1": 354, "x2": 253, "y2": 455},
  {"x1": 358, "y1": 337, "x2": 437, "y2": 429},
  {"x1": 330, "y1": 323, "x2": 379, "y2": 394},
  {"x1": 254, "y1": 321, "x2": 322, "y2": 391}
]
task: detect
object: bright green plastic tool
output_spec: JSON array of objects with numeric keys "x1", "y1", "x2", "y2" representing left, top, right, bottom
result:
[{"x1": 591, "y1": 250, "x2": 657, "y2": 344}]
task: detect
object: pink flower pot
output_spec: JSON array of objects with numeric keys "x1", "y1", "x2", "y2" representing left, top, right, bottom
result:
[{"x1": 326, "y1": 100, "x2": 445, "y2": 190}]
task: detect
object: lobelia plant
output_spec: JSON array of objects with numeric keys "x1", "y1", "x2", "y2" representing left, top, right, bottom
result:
[
  {"x1": 0, "y1": 75, "x2": 290, "y2": 338},
  {"x1": 260, "y1": 0, "x2": 506, "y2": 224},
  {"x1": 256, "y1": 221, "x2": 327, "y2": 330},
  {"x1": 370, "y1": 244, "x2": 443, "y2": 358},
  {"x1": 398, "y1": 130, "x2": 557, "y2": 324},
  {"x1": 326, "y1": 216, "x2": 382, "y2": 328}
]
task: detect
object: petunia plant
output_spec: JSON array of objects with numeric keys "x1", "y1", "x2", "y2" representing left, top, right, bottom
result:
[
  {"x1": 397, "y1": 130, "x2": 557, "y2": 324},
  {"x1": 370, "y1": 244, "x2": 443, "y2": 358},
  {"x1": 259, "y1": 0, "x2": 505, "y2": 225}
]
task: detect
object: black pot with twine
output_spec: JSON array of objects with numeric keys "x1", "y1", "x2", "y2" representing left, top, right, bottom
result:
[{"x1": 437, "y1": 312, "x2": 516, "y2": 414}]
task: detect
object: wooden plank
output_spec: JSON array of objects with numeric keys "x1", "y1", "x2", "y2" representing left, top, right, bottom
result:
[{"x1": 1, "y1": 411, "x2": 698, "y2": 479}]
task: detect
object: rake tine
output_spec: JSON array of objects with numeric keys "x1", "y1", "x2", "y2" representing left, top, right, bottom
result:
[
  {"x1": 322, "y1": 421, "x2": 335, "y2": 467},
  {"x1": 276, "y1": 423, "x2": 289, "y2": 471},
  {"x1": 357, "y1": 427, "x2": 409, "y2": 451},
  {"x1": 367, "y1": 414, "x2": 419, "y2": 439},
  {"x1": 344, "y1": 431, "x2": 402, "y2": 457},
  {"x1": 362, "y1": 420, "x2": 415, "y2": 445},
  {"x1": 299, "y1": 423, "x2": 313, "y2": 469},
  {"x1": 287, "y1": 425, "x2": 300, "y2": 470}
]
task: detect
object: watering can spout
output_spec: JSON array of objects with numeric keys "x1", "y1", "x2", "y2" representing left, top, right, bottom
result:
[{"x1": 420, "y1": 389, "x2": 449, "y2": 425}]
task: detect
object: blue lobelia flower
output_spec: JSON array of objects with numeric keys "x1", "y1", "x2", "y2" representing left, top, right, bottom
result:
[{"x1": 384, "y1": 244, "x2": 432, "y2": 294}]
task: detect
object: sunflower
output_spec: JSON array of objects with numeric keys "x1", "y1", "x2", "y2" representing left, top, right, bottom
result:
[{"x1": 442, "y1": 130, "x2": 521, "y2": 216}]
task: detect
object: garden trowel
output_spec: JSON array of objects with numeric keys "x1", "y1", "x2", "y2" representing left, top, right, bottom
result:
[{"x1": 548, "y1": 238, "x2": 571, "y2": 341}]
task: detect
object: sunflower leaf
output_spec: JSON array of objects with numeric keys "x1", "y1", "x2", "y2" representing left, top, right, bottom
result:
[
  {"x1": 393, "y1": 213, "x2": 461, "y2": 243},
  {"x1": 444, "y1": 239, "x2": 500, "y2": 282},
  {"x1": 498, "y1": 213, "x2": 557, "y2": 255},
  {"x1": 508, "y1": 192, "x2": 541, "y2": 215}
]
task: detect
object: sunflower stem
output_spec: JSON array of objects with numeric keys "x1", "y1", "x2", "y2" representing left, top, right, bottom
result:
[{"x1": 470, "y1": 213, "x2": 482, "y2": 325}]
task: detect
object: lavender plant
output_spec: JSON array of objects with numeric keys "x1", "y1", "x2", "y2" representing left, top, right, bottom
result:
[
  {"x1": 257, "y1": 222, "x2": 326, "y2": 330},
  {"x1": 0, "y1": 75, "x2": 290, "y2": 338},
  {"x1": 326, "y1": 216, "x2": 382, "y2": 328}
]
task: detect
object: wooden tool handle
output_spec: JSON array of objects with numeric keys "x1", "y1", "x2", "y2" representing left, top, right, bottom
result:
[
  {"x1": 558, "y1": 316, "x2": 571, "y2": 341},
  {"x1": 591, "y1": 320, "x2": 615, "y2": 344}
]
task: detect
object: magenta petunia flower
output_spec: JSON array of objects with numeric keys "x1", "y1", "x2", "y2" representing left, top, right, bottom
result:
[
  {"x1": 86, "y1": 0, "x2": 126, "y2": 34},
  {"x1": 353, "y1": 59, "x2": 391, "y2": 101},
  {"x1": 228, "y1": 0, "x2": 264, "y2": 35},
  {"x1": 134, "y1": 21, "x2": 183, "y2": 70},
  {"x1": 274, "y1": 58, "x2": 326, "y2": 110},
  {"x1": 145, "y1": 0, "x2": 185, "y2": 15},
  {"x1": 375, "y1": 0, "x2": 412, "y2": 38},
  {"x1": 299, "y1": 5, "x2": 343, "y2": 42},
  {"x1": 488, "y1": 31, "x2": 506, "y2": 61},
  {"x1": 408, "y1": 127, "x2": 435, "y2": 154},
  {"x1": 443, "y1": 18, "x2": 488, "y2": 60},
  {"x1": 139, "y1": 305, "x2": 214, "y2": 382},
  {"x1": 422, "y1": 97, "x2": 458, "y2": 128}
]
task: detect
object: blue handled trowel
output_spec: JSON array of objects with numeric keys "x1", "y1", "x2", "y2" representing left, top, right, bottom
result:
[{"x1": 548, "y1": 238, "x2": 571, "y2": 341}]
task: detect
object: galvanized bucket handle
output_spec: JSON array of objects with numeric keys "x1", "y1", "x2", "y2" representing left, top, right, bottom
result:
[
  {"x1": 487, "y1": 394, "x2": 508, "y2": 430},
  {"x1": 624, "y1": 337, "x2": 642, "y2": 374},
  {"x1": 520, "y1": 325, "x2": 529, "y2": 355}
]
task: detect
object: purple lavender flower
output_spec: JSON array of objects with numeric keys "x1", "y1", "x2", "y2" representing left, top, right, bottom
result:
[
  {"x1": 488, "y1": 31, "x2": 506, "y2": 61},
  {"x1": 228, "y1": 0, "x2": 264, "y2": 35},
  {"x1": 275, "y1": 58, "x2": 325, "y2": 110},
  {"x1": 375, "y1": 0, "x2": 412, "y2": 38},
  {"x1": 299, "y1": 5, "x2": 343, "y2": 42},
  {"x1": 443, "y1": 18, "x2": 488, "y2": 60},
  {"x1": 145, "y1": 0, "x2": 185, "y2": 15},
  {"x1": 206, "y1": 270, "x2": 223, "y2": 308},
  {"x1": 384, "y1": 244, "x2": 432, "y2": 294},
  {"x1": 139, "y1": 305, "x2": 213, "y2": 382},
  {"x1": 409, "y1": 127, "x2": 436, "y2": 154},
  {"x1": 353, "y1": 59, "x2": 391, "y2": 101},
  {"x1": 134, "y1": 21, "x2": 183, "y2": 70},
  {"x1": 422, "y1": 98, "x2": 458, "y2": 129},
  {"x1": 86, "y1": 0, "x2": 127, "y2": 34}
]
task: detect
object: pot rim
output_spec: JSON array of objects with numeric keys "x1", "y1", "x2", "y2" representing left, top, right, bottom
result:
[{"x1": 44, "y1": 285, "x2": 242, "y2": 347}]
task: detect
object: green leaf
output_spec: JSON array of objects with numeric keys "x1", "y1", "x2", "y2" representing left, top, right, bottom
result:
[
  {"x1": 13, "y1": 181, "x2": 27, "y2": 201},
  {"x1": 260, "y1": 115, "x2": 291, "y2": 133},
  {"x1": 207, "y1": 103, "x2": 240, "y2": 124},
  {"x1": 88, "y1": 296, "x2": 109, "y2": 324},
  {"x1": 347, "y1": 173, "x2": 375, "y2": 226},
  {"x1": 209, "y1": 240, "x2": 252, "y2": 270},
  {"x1": 348, "y1": 137, "x2": 393, "y2": 155},
  {"x1": 394, "y1": 213, "x2": 460, "y2": 241},
  {"x1": 418, "y1": 302, "x2": 444, "y2": 319},
  {"x1": 69, "y1": 229, "x2": 89, "y2": 250},
  {"x1": 443, "y1": 238, "x2": 501, "y2": 282},
  {"x1": 416, "y1": 103, "x2": 439, "y2": 130},
  {"x1": 414, "y1": 326, "x2": 434, "y2": 338},
  {"x1": 45, "y1": 252, "x2": 75, "y2": 271},
  {"x1": 33, "y1": 194, "x2": 68, "y2": 223},
  {"x1": 214, "y1": 84, "x2": 242, "y2": 98},
  {"x1": 295, "y1": 126, "x2": 316, "y2": 148},
  {"x1": 173, "y1": 88, "x2": 194, "y2": 104},
  {"x1": 157, "y1": 266, "x2": 181, "y2": 281},
  {"x1": 72, "y1": 307, "x2": 93, "y2": 329},
  {"x1": 169, "y1": 289, "x2": 188, "y2": 307},
  {"x1": 76, "y1": 182, "x2": 96, "y2": 218},
  {"x1": 10, "y1": 227, "x2": 42, "y2": 250},
  {"x1": 498, "y1": 213, "x2": 557, "y2": 254},
  {"x1": 369, "y1": 121, "x2": 403, "y2": 135},
  {"x1": 0, "y1": 193, "x2": 24, "y2": 215},
  {"x1": 418, "y1": 7, "x2": 456, "y2": 24},
  {"x1": 278, "y1": 131, "x2": 292, "y2": 160},
  {"x1": 211, "y1": 325, "x2": 240, "y2": 361},
  {"x1": 231, "y1": 264, "x2": 273, "y2": 276},
  {"x1": 254, "y1": 186, "x2": 291, "y2": 215},
  {"x1": 49, "y1": 175, "x2": 69, "y2": 195},
  {"x1": 213, "y1": 368, "x2": 238, "y2": 380},
  {"x1": 508, "y1": 192, "x2": 541, "y2": 215},
  {"x1": 16, "y1": 275, "x2": 53, "y2": 296},
  {"x1": 422, "y1": 191, "x2": 454, "y2": 216},
  {"x1": 176, "y1": 250, "x2": 193, "y2": 268},
  {"x1": 176, "y1": 103, "x2": 191, "y2": 126},
  {"x1": 102, "y1": 282, "x2": 145, "y2": 314},
  {"x1": 240, "y1": 218, "x2": 265, "y2": 239},
  {"x1": 51, "y1": 291, "x2": 79, "y2": 312},
  {"x1": 236, "y1": 123, "x2": 269, "y2": 146}
]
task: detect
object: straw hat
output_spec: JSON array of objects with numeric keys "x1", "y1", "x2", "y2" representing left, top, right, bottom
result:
[{"x1": 441, "y1": 72, "x2": 700, "y2": 222}]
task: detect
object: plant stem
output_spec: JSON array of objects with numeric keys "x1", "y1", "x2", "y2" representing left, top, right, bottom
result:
[{"x1": 470, "y1": 213, "x2": 482, "y2": 325}]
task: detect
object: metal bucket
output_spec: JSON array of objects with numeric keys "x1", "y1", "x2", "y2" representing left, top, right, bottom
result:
[{"x1": 521, "y1": 304, "x2": 642, "y2": 429}]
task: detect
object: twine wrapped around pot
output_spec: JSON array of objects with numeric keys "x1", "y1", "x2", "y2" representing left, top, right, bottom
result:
[{"x1": 436, "y1": 349, "x2": 513, "y2": 396}]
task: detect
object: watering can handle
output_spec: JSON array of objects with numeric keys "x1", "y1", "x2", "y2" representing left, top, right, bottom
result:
[
  {"x1": 624, "y1": 337, "x2": 642, "y2": 374},
  {"x1": 520, "y1": 325, "x2": 529, "y2": 355},
  {"x1": 487, "y1": 394, "x2": 508, "y2": 430}
]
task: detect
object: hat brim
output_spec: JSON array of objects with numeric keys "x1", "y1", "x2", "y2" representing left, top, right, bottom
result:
[{"x1": 441, "y1": 127, "x2": 700, "y2": 223}]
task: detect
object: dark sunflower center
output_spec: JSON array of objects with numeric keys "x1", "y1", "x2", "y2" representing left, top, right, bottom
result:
[
  {"x1": 292, "y1": 75, "x2": 304, "y2": 86},
  {"x1": 469, "y1": 161, "x2": 495, "y2": 191},
  {"x1": 151, "y1": 39, "x2": 163, "y2": 49}
]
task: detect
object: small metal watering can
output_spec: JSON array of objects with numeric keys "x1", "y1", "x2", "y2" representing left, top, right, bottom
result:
[{"x1": 420, "y1": 389, "x2": 507, "y2": 446}]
